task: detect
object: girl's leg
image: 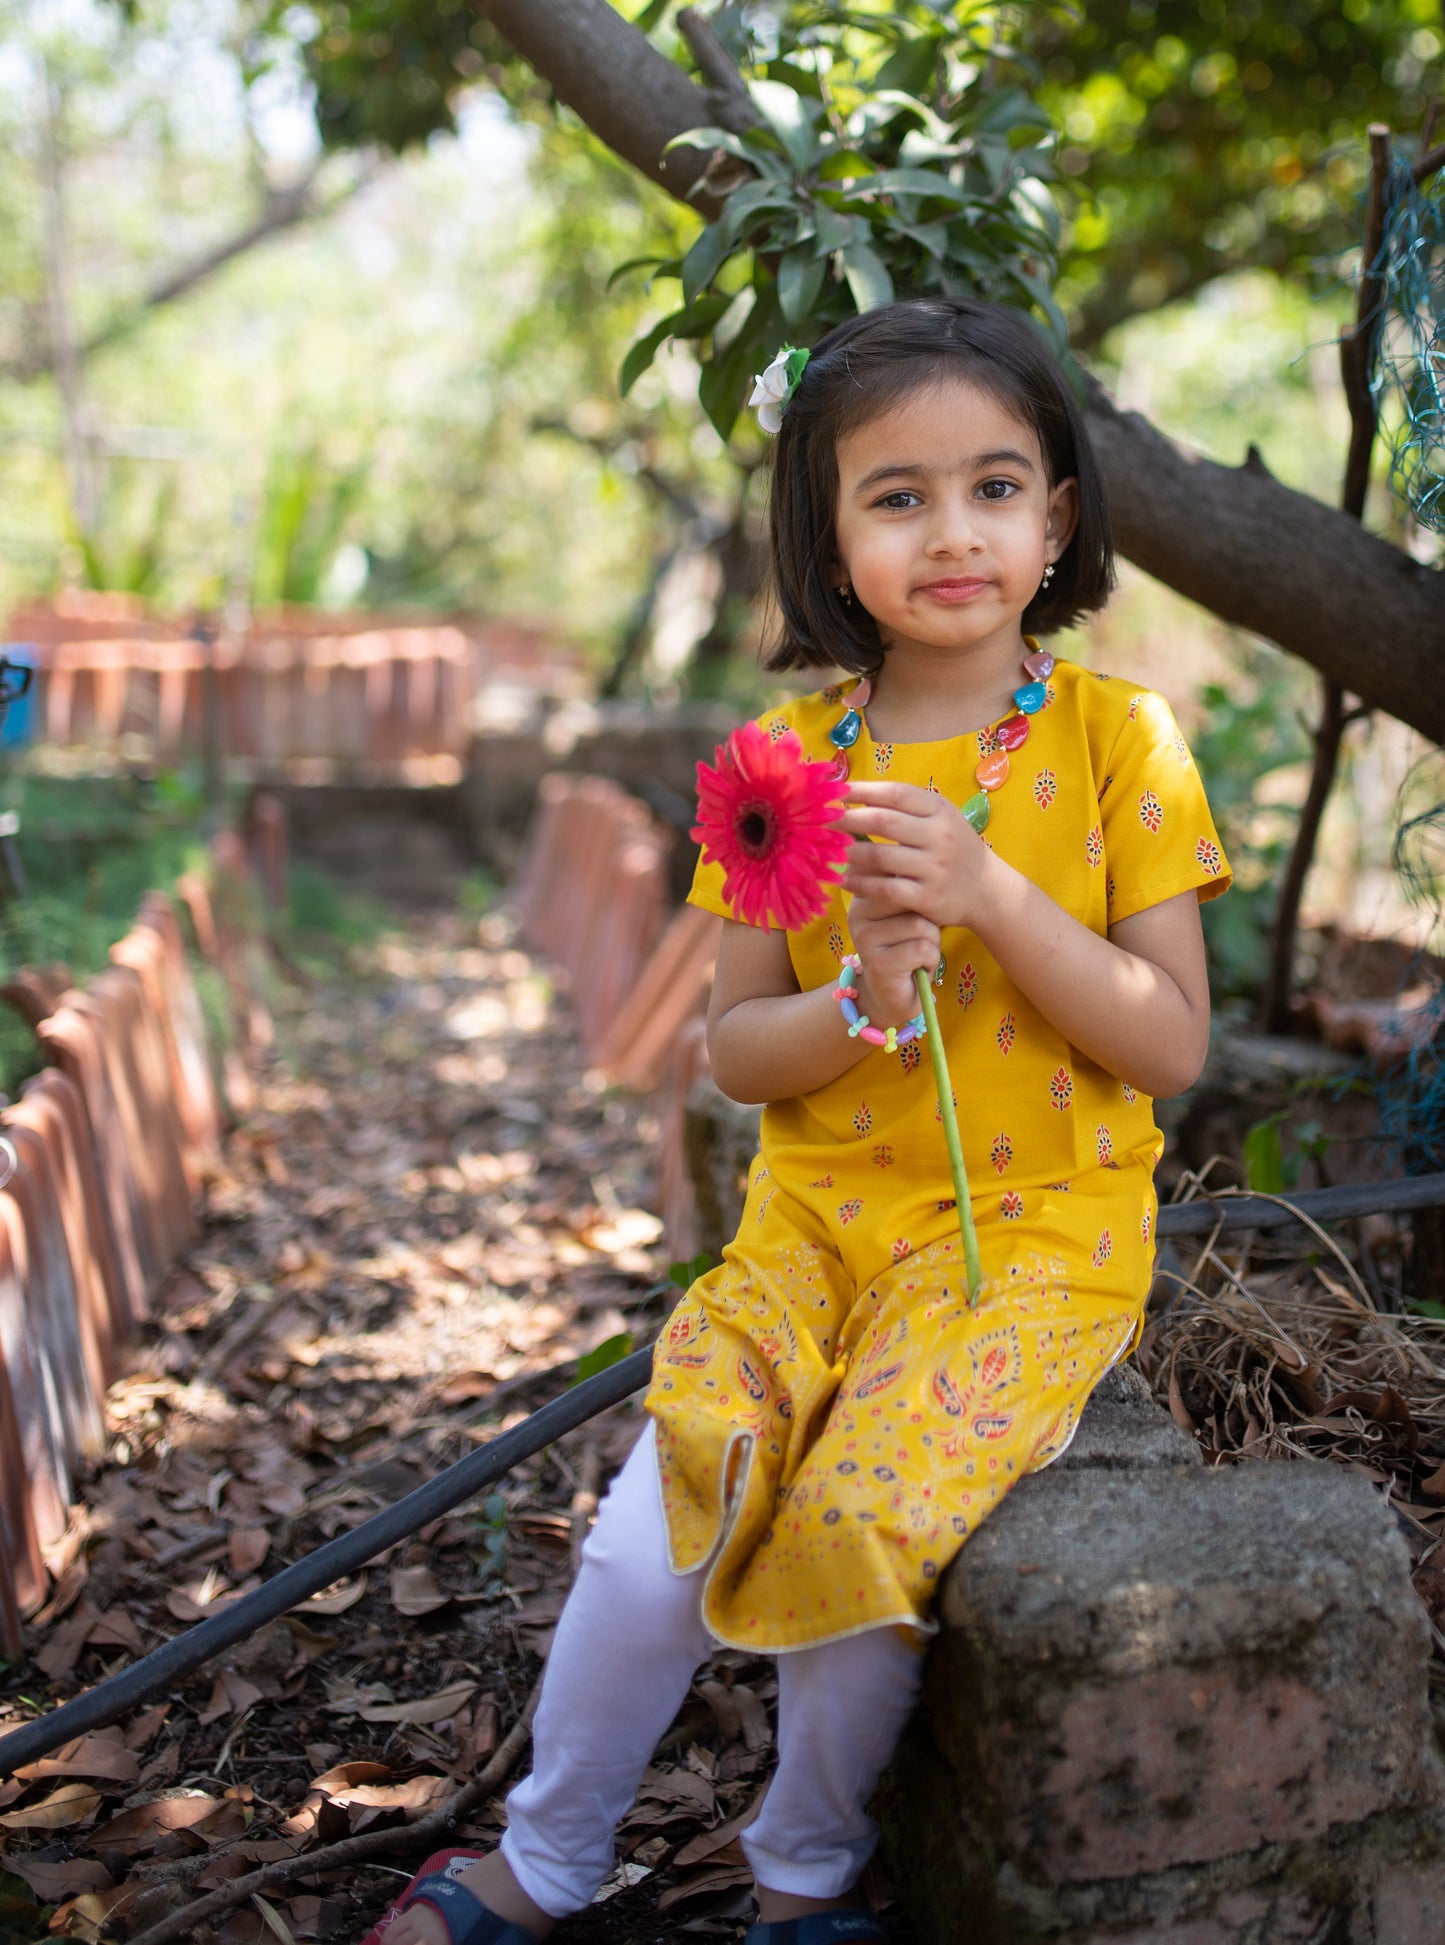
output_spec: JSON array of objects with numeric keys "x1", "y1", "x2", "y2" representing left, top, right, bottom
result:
[
  {"x1": 380, "y1": 1424, "x2": 712, "y2": 1944},
  {"x1": 743, "y1": 1624, "x2": 926, "y2": 1915},
  {"x1": 499, "y1": 1421, "x2": 714, "y2": 1916}
]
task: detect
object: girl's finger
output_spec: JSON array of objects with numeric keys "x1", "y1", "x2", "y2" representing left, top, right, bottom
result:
[
  {"x1": 842, "y1": 780, "x2": 939, "y2": 812},
  {"x1": 844, "y1": 853, "x2": 929, "y2": 891},
  {"x1": 839, "y1": 805, "x2": 932, "y2": 842}
]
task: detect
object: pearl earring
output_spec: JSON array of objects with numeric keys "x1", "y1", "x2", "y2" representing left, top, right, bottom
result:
[
  {"x1": 835, "y1": 583, "x2": 854, "y2": 604},
  {"x1": 1041, "y1": 562, "x2": 1056, "y2": 588}
]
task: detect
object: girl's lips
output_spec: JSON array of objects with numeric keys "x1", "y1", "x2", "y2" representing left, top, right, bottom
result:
[{"x1": 919, "y1": 577, "x2": 991, "y2": 602}]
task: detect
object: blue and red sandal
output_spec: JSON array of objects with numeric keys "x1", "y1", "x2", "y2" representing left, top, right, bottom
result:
[
  {"x1": 743, "y1": 1914, "x2": 885, "y2": 1945},
  {"x1": 358, "y1": 1848, "x2": 540, "y2": 1945}
]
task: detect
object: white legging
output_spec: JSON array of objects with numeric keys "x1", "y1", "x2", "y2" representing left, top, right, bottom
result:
[{"x1": 500, "y1": 1425, "x2": 926, "y2": 1918}]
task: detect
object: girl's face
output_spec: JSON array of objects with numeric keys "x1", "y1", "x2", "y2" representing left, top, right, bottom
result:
[{"x1": 832, "y1": 375, "x2": 1078, "y2": 672}]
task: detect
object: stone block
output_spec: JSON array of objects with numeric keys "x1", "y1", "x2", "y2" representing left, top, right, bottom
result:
[
  {"x1": 882, "y1": 1385, "x2": 1445, "y2": 1943},
  {"x1": 1049, "y1": 1361, "x2": 1199, "y2": 1473},
  {"x1": 1371, "y1": 1861, "x2": 1445, "y2": 1945}
]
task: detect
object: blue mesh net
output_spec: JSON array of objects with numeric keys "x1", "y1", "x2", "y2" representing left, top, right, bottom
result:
[
  {"x1": 1370, "y1": 159, "x2": 1445, "y2": 533},
  {"x1": 1371, "y1": 790, "x2": 1445, "y2": 1178}
]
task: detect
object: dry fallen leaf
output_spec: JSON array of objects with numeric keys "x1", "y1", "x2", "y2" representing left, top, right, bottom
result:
[
  {"x1": 14, "y1": 1731, "x2": 140, "y2": 1786},
  {"x1": 280, "y1": 1616, "x2": 337, "y2": 1663},
  {"x1": 33, "y1": 1600, "x2": 103, "y2": 1680},
  {"x1": 672, "y1": 1801, "x2": 763, "y2": 1870},
  {"x1": 323, "y1": 1677, "x2": 478, "y2": 1726},
  {"x1": 230, "y1": 1526, "x2": 271, "y2": 1574},
  {"x1": 86, "y1": 1607, "x2": 147, "y2": 1654},
  {"x1": 655, "y1": 1855, "x2": 754, "y2": 1913},
  {"x1": 199, "y1": 1669, "x2": 267, "y2": 1726},
  {"x1": 3, "y1": 1854, "x2": 112, "y2": 1902},
  {"x1": 578, "y1": 1208, "x2": 663, "y2": 1254},
  {"x1": 295, "y1": 1574, "x2": 368, "y2": 1617},
  {"x1": 252, "y1": 1891, "x2": 300, "y2": 1944},
  {"x1": 51, "y1": 1881, "x2": 142, "y2": 1937},
  {"x1": 330, "y1": 1775, "x2": 451, "y2": 1829},
  {"x1": 389, "y1": 1565, "x2": 451, "y2": 1617},
  {"x1": 121, "y1": 1703, "x2": 172, "y2": 1752},
  {"x1": 312, "y1": 1759, "x2": 390, "y2": 1794},
  {"x1": 0, "y1": 1781, "x2": 103, "y2": 1830},
  {"x1": 89, "y1": 1791, "x2": 226, "y2": 1855}
]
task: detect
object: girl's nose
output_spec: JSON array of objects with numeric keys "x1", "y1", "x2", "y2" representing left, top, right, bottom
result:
[{"x1": 923, "y1": 493, "x2": 984, "y2": 557}]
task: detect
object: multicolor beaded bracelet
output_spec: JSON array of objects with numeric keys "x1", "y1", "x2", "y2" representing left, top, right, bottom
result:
[{"x1": 830, "y1": 954, "x2": 926, "y2": 1053}]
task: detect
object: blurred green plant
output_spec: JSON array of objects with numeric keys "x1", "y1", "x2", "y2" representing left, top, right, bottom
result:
[
  {"x1": 75, "y1": 470, "x2": 177, "y2": 598},
  {"x1": 0, "y1": 1871, "x2": 49, "y2": 1941},
  {"x1": 1242, "y1": 1107, "x2": 1331, "y2": 1193},
  {"x1": 251, "y1": 441, "x2": 369, "y2": 607},
  {"x1": 459, "y1": 869, "x2": 499, "y2": 915},
  {"x1": 470, "y1": 1490, "x2": 509, "y2": 1584},
  {"x1": 1190, "y1": 654, "x2": 1314, "y2": 1000},
  {"x1": 0, "y1": 772, "x2": 211, "y2": 1097},
  {"x1": 573, "y1": 1331, "x2": 635, "y2": 1383},
  {"x1": 668, "y1": 1250, "x2": 716, "y2": 1289},
  {"x1": 618, "y1": 2, "x2": 1062, "y2": 437},
  {"x1": 285, "y1": 859, "x2": 392, "y2": 971}
]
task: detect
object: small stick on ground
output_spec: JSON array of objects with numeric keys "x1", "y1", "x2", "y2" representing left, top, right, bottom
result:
[
  {"x1": 126, "y1": 1676, "x2": 543, "y2": 1945},
  {"x1": 570, "y1": 1441, "x2": 602, "y2": 1579}
]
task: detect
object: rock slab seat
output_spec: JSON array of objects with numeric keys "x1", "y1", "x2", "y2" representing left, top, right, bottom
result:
[{"x1": 880, "y1": 1365, "x2": 1445, "y2": 1943}]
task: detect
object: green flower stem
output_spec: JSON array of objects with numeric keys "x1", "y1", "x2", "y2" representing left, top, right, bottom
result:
[{"x1": 914, "y1": 965, "x2": 980, "y2": 1305}]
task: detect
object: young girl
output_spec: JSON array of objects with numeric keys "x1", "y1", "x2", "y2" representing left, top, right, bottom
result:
[{"x1": 374, "y1": 297, "x2": 1230, "y2": 1945}]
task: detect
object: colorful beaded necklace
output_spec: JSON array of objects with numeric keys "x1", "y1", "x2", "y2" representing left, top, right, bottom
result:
[
  {"x1": 828, "y1": 639, "x2": 1056, "y2": 829},
  {"x1": 828, "y1": 639, "x2": 1056, "y2": 1051}
]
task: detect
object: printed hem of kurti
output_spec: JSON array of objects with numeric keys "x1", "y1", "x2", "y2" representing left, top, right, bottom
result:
[
  {"x1": 1023, "y1": 1321, "x2": 1135, "y2": 1475},
  {"x1": 645, "y1": 1232, "x2": 1150, "y2": 1655},
  {"x1": 649, "y1": 1415, "x2": 939, "y2": 1656}
]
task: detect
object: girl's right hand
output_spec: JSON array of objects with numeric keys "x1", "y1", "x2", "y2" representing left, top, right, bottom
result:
[{"x1": 847, "y1": 891, "x2": 942, "y2": 1026}]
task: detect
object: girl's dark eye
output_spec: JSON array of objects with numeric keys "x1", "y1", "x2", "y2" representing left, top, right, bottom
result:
[
  {"x1": 979, "y1": 479, "x2": 1019, "y2": 501},
  {"x1": 878, "y1": 490, "x2": 920, "y2": 509}
]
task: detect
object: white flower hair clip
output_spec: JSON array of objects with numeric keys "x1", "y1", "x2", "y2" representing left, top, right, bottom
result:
[{"x1": 748, "y1": 345, "x2": 810, "y2": 434}]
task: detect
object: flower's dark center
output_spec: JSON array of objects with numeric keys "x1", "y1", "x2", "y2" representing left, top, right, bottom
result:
[{"x1": 735, "y1": 800, "x2": 776, "y2": 858}]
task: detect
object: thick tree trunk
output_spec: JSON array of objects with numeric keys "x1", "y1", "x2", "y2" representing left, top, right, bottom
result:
[
  {"x1": 477, "y1": 0, "x2": 1445, "y2": 746},
  {"x1": 477, "y1": 0, "x2": 746, "y2": 213},
  {"x1": 1084, "y1": 388, "x2": 1445, "y2": 745}
]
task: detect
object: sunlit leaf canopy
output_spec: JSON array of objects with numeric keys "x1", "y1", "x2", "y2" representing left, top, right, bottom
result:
[
  {"x1": 243, "y1": 0, "x2": 1443, "y2": 376},
  {"x1": 1036, "y1": 0, "x2": 1445, "y2": 343},
  {"x1": 616, "y1": 2, "x2": 1065, "y2": 438}
]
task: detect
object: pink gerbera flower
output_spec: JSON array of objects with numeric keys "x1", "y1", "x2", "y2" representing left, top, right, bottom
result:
[{"x1": 692, "y1": 722, "x2": 849, "y2": 931}]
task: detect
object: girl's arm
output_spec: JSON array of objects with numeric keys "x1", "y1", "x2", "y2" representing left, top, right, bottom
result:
[
  {"x1": 841, "y1": 782, "x2": 1210, "y2": 1100},
  {"x1": 706, "y1": 902, "x2": 942, "y2": 1106}
]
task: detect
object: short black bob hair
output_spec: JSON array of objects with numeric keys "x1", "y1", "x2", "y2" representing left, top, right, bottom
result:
[{"x1": 765, "y1": 296, "x2": 1114, "y2": 675}]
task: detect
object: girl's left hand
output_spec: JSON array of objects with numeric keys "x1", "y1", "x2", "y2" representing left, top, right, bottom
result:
[{"x1": 840, "y1": 780, "x2": 990, "y2": 931}]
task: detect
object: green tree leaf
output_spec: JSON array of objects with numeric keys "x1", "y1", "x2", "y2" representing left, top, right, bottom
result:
[
  {"x1": 748, "y1": 78, "x2": 821, "y2": 171},
  {"x1": 841, "y1": 238, "x2": 894, "y2": 313},
  {"x1": 573, "y1": 1332, "x2": 634, "y2": 1384},
  {"x1": 682, "y1": 223, "x2": 727, "y2": 304},
  {"x1": 778, "y1": 242, "x2": 827, "y2": 325},
  {"x1": 1243, "y1": 1115, "x2": 1286, "y2": 1196}
]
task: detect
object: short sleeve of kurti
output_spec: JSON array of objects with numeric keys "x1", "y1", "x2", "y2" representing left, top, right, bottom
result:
[{"x1": 1096, "y1": 687, "x2": 1232, "y2": 925}]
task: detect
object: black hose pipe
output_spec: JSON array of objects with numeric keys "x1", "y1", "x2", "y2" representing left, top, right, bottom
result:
[
  {"x1": 1153, "y1": 1172, "x2": 1445, "y2": 1238},
  {"x1": 0, "y1": 1346, "x2": 655, "y2": 1776}
]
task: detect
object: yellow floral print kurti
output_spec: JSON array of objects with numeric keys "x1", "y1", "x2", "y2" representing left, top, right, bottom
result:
[{"x1": 645, "y1": 661, "x2": 1231, "y2": 1651}]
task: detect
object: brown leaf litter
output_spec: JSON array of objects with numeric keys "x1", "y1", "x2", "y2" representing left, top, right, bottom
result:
[{"x1": 0, "y1": 896, "x2": 880, "y2": 1944}]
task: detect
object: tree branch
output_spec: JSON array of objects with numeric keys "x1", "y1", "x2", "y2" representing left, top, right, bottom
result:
[
  {"x1": 476, "y1": 0, "x2": 1445, "y2": 744},
  {"x1": 1084, "y1": 382, "x2": 1445, "y2": 746},
  {"x1": 0, "y1": 163, "x2": 367, "y2": 384},
  {"x1": 474, "y1": 0, "x2": 752, "y2": 216}
]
